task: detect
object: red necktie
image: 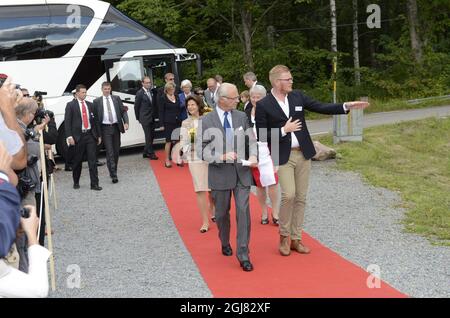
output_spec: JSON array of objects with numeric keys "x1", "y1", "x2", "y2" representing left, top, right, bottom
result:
[{"x1": 81, "y1": 100, "x2": 89, "y2": 129}]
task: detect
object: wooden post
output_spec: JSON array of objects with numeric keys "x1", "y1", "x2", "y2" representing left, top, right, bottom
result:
[{"x1": 39, "y1": 134, "x2": 56, "y2": 291}]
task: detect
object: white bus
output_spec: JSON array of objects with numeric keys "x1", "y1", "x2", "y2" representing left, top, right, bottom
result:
[{"x1": 0, "y1": 0, "x2": 199, "y2": 157}]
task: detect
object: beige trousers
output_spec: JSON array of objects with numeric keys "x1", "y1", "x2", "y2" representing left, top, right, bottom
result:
[{"x1": 277, "y1": 150, "x2": 311, "y2": 240}]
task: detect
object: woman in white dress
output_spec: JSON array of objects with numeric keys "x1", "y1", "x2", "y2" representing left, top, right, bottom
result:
[{"x1": 248, "y1": 85, "x2": 280, "y2": 225}]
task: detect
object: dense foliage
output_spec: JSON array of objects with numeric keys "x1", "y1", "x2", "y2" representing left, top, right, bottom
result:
[{"x1": 107, "y1": 0, "x2": 450, "y2": 101}]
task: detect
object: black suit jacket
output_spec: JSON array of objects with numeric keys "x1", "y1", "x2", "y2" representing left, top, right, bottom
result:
[
  {"x1": 64, "y1": 99, "x2": 100, "y2": 143},
  {"x1": 255, "y1": 90, "x2": 347, "y2": 164},
  {"x1": 244, "y1": 102, "x2": 253, "y2": 127},
  {"x1": 93, "y1": 95, "x2": 129, "y2": 133},
  {"x1": 134, "y1": 88, "x2": 157, "y2": 125}
]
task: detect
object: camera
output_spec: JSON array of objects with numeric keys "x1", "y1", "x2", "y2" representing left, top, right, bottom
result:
[
  {"x1": 34, "y1": 107, "x2": 54, "y2": 123},
  {"x1": 33, "y1": 91, "x2": 47, "y2": 104},
  {"x1": 16, "y1": 173, "x2": 36, "y2": 199},
  {"x1": 24, "y1": 127, "x2": 38, "y2": 141},
  {"x1": 20, "y1": 207, "x2": 31, "y2": 219}
]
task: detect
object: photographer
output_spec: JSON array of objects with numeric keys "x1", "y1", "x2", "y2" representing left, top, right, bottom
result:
[
  {"x1": 0, "y1": 76, "x2": 27, "y2": 175},
  {"x1": 0, "y1": 141, "x2": 50, "y2": 298},
  {"x1": 14, "y1": 98, "x2": 49, "y2": 271}
]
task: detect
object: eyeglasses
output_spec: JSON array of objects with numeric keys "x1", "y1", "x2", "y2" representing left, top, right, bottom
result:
[
  {"x1": 223, "y1": 96, "x2": 240, "y2": 101},
  {"x1": 23, "y1": 94, "x2": 30, "y2": 97},
  {"x1": 143, "y1": 81, "x2": 151, "y2": 84},
  {"x1": 278, "y1": 78, "x2": 294, "y2": 82},
  {"x1": 168, "y1": 78, "x2": 175, "y2": 81}
]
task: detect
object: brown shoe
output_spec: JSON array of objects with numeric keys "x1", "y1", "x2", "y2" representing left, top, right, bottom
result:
[
  {"x1": 279, "y1": 235, "x2": 291, "y2": 256},
  {"x1": 290, "y1": 240, "x2": 311, "y2": 254}
]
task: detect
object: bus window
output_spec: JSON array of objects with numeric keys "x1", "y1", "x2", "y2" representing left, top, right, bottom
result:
[
  {"x1": 42, "y1": 5, "x2": 94, "y2": 59},
  {"x1": 143, "y1": 56, "x2": 175, "y2": 89},
  {"x1": 0, "y1": 5, "x2": 48, "y2": 61},
  {"x1": 107, "y1": 57, "x2": 144, "y2": 96}
]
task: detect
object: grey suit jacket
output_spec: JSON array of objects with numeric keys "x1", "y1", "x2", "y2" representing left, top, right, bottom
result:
[
  {"x1": 198, "y1": 108, "x2": 257, "y2": 190},
  {"x1": 204, "y1": 89, "x2": 217, "y2": 109}
]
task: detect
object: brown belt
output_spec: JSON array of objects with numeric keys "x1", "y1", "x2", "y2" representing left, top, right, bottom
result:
[{"x1": 291, "y1": 147, "x2": 301, "y2": 151}]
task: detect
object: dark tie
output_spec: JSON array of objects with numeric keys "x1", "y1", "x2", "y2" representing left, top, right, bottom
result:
[
  {"x1": 81, "y1": 100, "x2": 89, "y2": 129},
  {"x1": 147, "y1": 90, "x2": 152, "y2": 103},
  {"x1": 223, "y1": 111, "x2": 233, "y2": 144},
  {"x1": 105, "y1": 96, "x2": 114, "y2": 123}
]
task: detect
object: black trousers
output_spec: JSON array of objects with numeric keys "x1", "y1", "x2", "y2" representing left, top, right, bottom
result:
[
  {"x1": 65, "y1": 145, "x2": 74, "y2": 169},
  {"x1": 142, "y1": 122, "x2": 155, "y2": 155},
  {"x1": 102, "y1": 124, "x2": 121, "y2": 178},
  {"x1": 35, "y1": 192, "x2": 45, "y2": 246},
  {"x1": 72, "y1": 131, "x2": 99, "y2": 186}
]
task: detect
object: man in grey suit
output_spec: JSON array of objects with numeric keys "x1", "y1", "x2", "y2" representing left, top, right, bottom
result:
[
  {"x1": 93, "y1": 82, "x2": 129, "y2": 183},
  {"x1": 198, "y1": 83, "x2": 258, "y2": 272},
  {"x1": 204, "y1": 78, "x2": 219, "y2": 109}
]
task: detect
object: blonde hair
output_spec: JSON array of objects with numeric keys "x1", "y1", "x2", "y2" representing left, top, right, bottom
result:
[
  {"x1": 240, "y1": 90, "x2": 250, "y2": 99},
  {"x1": 164, "y1": 82, "x2": 176, "y2": 93},
  {"x1": 269, "y1": 65, "x2": 291, "y2": 86}
]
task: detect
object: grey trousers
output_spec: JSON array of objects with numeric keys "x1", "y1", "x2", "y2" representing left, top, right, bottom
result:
[{"x1": 212, "y1": 180, "x2": 251, "y2": 262}]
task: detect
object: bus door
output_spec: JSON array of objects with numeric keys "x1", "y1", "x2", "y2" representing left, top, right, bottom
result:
[{"x1": 104, "y1": 57, "x2": 145, "y2": 145}]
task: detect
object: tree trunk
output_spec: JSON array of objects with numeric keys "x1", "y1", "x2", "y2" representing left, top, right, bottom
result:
[
  {"x1": 330, "y1": 0, "x2": 337, "y2": 103},
  {"x1": 353, "y1": 0, "x2": 361, "y2": 85},
  {"x1": 330, "y1": 0, "x2": 337, "y2": 54},
  {"x1": 406, "y1": 0, "x2": 423, "y2": 64},
  {"x1": 241, "y1": 8, "x2": 254, "y2": 71}
]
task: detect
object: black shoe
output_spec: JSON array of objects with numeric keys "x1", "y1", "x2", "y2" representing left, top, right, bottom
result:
[
  {"x1": 65, "y1": 166, "x2": 73, "y2": 171},
  {"x1": 96, "y1": 161, "x2": 105, "y2": 167},
  {"x1": 221, "y1": 245, "x2": 233, "y2": 256},
  {"x1": 177, "y1": 162, "x2": 184, "y2": 167},
  {"x1": 211, "y1": 216, "x2": 216, "y2": 223},
  {"x1": 261, "y1": 218, "x2": 269, "y2": 225},
  {"x1": 90, "y1": 185, "x2": 102, "y2": 191},
  {"x1": 112, "y1": 177, "x2": 118, "y2": 184},
  {"x1": 240, "y1": 260, "x2": 254, "y2": 272},
  {"x1": 149, "y1": 153, "x2": 159, "y2": 160},
  {"x1": 273, "y1": 217, "x2": 279, "y2": 225},
  {"x1": 73, "y1": 183, "x2": 80, "y2": 189}
]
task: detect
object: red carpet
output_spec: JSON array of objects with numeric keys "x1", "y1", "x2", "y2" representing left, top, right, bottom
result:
[{"x1": 150, "y1": 152, "x2": 407, "y2": 298}]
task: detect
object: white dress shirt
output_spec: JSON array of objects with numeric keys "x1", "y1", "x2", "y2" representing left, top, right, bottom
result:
[
  {"x1": 216, "y1": 107, "x2": 233, "y2": 129},
  {"x1": 271, "y1": 90, "x2": 300, "y2": 148},
  {"x1": 0, "y1": 245, "x2": 51, "y2": 298},
  {"x1": 144, "y1": 88, "x2": 152, "y2": 103},
  {"x1": 272, "y1": 90, "x2": 348, "y2": 149},
  {"x1": 102, "y1": 95, "x2": 118, "y2": 124}
]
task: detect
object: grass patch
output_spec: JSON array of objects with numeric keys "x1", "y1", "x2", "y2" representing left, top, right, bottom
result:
[
  {"x1": 305, "y1": 97, "x2": 450, "y2": 120},
  {"x1": 317, "y1": 117, "x2": 450, "y2": 246}
]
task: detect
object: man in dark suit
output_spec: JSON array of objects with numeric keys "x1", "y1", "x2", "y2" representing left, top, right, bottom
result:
[
  {"x1": 255, "y1": 65, "x2": 369, "y2": 256},
  {"x1": 135, "y1": 76, "x2": 158, "y2": 160},
  {"x1": 198, "y1": 83, "x2": 258, "y2": 272},
  {"x1": 65, "y1": 84, "x2": 102, "y2": 191},
  {"x1": 93, "y1": 82, "x2": 129, "y2": 183}
]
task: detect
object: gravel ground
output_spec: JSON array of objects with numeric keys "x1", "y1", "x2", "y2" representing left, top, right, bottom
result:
[
  {"x1": 49, "y1": 150, "x2": 212, "y2": 298},
  {"x1": 47, "y1": 150, "x2": 449, "y2": 298},
  {"x1": 304, "y1": 160, "x2": 450, "y2": 298}
]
